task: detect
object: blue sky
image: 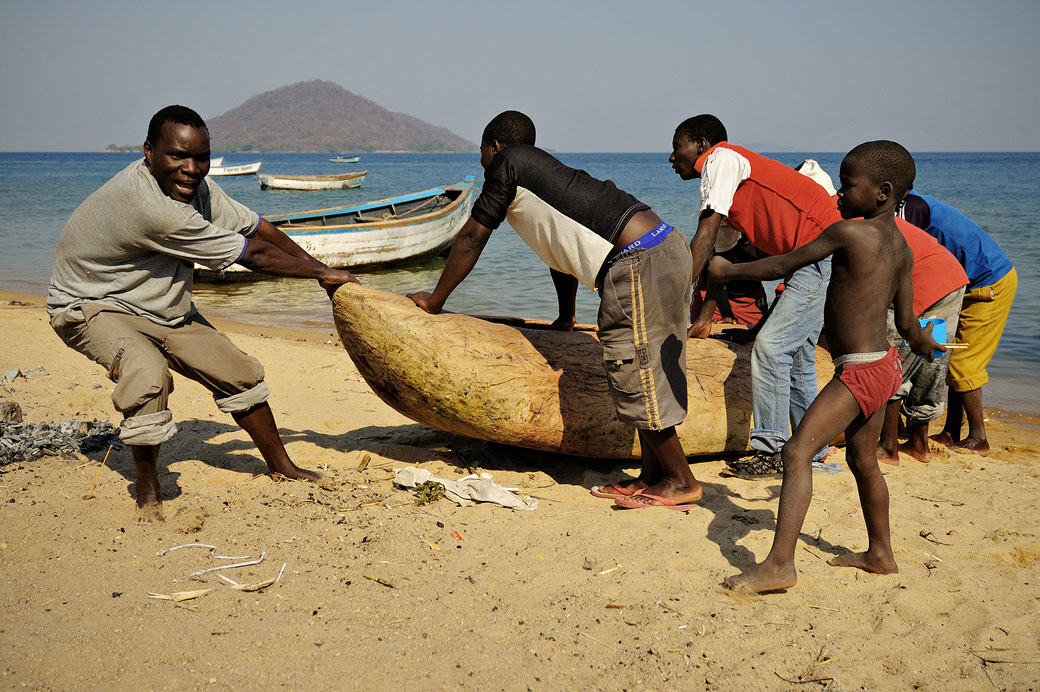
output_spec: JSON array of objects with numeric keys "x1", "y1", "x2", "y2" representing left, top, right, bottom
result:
[{"x1": 2, "y1": 0, "x2": 1037, "y2": 152}]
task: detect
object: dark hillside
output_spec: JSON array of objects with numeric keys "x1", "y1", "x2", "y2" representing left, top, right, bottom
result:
[{"x1": 206, "y1": 80, "x2": 475, "y2": 153}]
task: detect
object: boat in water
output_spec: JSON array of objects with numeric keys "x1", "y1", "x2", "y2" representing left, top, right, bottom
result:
[
  {"x1": 259, "y1": 170, "x2": 367, "y2": 191},
  {"x1": 329, "y1": 155, "x2": 360, "y2": 164},
  {"x1": 196, "y1": 177, "x2": 476, "y2": 277},
  {"x1": 329, "y1": 284, "x2": 835, "y2": 460},
  {"x1": 208, "y1": 161, "x2": 262, "y2": 177}
]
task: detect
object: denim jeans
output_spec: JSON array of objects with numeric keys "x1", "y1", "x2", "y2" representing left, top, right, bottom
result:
[{"x1": 749, "y1": 256, "x2": 831, "y2": 459}]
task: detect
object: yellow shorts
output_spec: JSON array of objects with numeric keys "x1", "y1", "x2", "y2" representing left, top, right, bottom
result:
[{"x1": 949, "y1": 267, "x2": 1017, "y2": 392}]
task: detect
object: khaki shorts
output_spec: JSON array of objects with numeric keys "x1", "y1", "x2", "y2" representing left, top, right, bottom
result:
[
  {"x1": 50, "y1": 306, "x2": 268, "y2": 445},
  {"x1": 597, "y1": 228, "x2": 693, "y2": 430}
]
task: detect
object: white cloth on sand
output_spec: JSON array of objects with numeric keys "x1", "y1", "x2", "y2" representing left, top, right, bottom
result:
[{"x1": 394, "y1": 467, "x2": 538, "y2": 511}]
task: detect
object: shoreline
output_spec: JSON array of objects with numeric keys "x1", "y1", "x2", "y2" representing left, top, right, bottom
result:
[{"x1": 8, "y1": 287, "x2": 1036, "y2": 421}]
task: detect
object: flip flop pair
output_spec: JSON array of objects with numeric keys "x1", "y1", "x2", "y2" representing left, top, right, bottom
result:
[{"x1": 613, "y1": 489, "x2": 699, "y2": 512}]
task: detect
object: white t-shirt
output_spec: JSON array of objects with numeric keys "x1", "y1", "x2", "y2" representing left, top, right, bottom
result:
[
  {"x1": 699, "y1": 147, "x2": 751, "y2": 219},
  {"x1": 697, "y1": 148, "x2": 751, "y2": 252}
]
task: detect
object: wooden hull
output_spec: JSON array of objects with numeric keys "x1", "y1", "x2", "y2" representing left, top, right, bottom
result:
[
  {"x1": 196, "y1": 178, "x2": 476, "y2": 278},
  {"x1": 259, "y1": 170, "x2": 367, "y2": 191},
  {"x1": 331, "y1": 284, "x2": 835, "y2": 459},
  {"x1": 208, "y1": 161, "x2": 262, "y2": 176}
]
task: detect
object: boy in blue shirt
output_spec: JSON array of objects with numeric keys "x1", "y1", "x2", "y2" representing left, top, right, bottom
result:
[{"x1": 899, "y1": 192, "x2": 1016, "y2": 455}]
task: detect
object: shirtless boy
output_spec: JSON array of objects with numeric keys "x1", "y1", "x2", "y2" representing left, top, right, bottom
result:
[
  {"x1": 409, "y1": 111, "x2": 700, "y2": 509},
  {"x1": 708, "y1": 141, "x2": 942, "y2": 592}
]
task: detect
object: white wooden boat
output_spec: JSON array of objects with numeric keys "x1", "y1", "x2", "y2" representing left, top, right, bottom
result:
[
  {"x1": 259, "y1": 170, "x2": 367, "y2": 191},
  {"x1": 208, "y1": 161, "x2": 262, "y2": 177},
  {"x1": 196, "y1": 177, "x2": 476, "y2": 277},
  {"x1": 329, "y1": 155, "x2": 360, "y2": 163},
  {"x1": 330, "y1": 284, "x2": 835, "y2": 459}
]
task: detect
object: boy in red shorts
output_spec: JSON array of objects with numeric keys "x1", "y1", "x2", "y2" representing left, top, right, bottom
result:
[{"x1": 708, "y1": 141, "x2": 941, "y2": 592}]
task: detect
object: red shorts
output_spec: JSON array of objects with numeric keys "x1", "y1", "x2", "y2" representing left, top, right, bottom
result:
[{"x1": 834, "y1": 347, "x2": 903, "y2": 419}]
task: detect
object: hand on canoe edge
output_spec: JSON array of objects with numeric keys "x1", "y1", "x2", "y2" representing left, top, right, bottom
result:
[
  {"x1": 407, "y1": 291, "x2": 441, "y2": 314},
  {"x1": 687, "y1": 319, "x2": 712, "y2": 340},
  {"x1": 318, "y1": 268, "x2": 361, "y2": 298}
]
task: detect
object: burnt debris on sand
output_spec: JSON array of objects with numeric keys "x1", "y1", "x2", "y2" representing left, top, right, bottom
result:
[{"x1": 0, "y1": 419, "x2": 121, "y2": 466}]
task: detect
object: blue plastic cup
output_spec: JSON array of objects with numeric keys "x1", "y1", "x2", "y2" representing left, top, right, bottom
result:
[{"x1": 920, "y1": 318, "x2": 946, "y2": 358}]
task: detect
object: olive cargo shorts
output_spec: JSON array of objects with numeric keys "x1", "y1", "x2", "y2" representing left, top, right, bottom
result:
[
  {"x1": 51, "y1": 306, "x2": 269, "y2": 446},
  {"x1": 597, "y1": 228, "x2": 693, "y2": 430}
]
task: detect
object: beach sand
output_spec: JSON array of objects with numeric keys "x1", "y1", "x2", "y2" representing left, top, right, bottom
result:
[{"x1": 1, "y1": 290, "x2": 1037, "y2": 691}]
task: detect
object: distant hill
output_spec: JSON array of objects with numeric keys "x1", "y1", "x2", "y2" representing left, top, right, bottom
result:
[{"x1": 204, "y1": 80, "x2": 475, "y2": 153}]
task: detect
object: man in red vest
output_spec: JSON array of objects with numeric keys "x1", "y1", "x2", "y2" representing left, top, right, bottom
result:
[{"x1": 669, "y1": 115, "x2": 842, "y2": 477}]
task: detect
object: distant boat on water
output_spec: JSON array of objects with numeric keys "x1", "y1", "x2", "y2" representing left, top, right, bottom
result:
[
  {"x1": 196, "y1": 176, "x2": 475, "y2": 277},
  {"x1": 329, "y1": 155, "x2": 360, "y2": 163},
  {"x1": 208, "y1": 161, "x2": 262, "y2": 177},
  {"x1": 259, "y1": 170, "x2": 367, "y2": 191}
]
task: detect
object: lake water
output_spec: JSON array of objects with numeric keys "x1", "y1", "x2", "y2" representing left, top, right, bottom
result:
[{"x1": 1, "y1": 151, "x2": 1036, "y2": 412}]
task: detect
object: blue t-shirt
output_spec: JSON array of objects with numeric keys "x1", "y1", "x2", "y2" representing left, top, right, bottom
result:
[{"x1": 900, "y1": 192, "x2": 1013, "y2": 289}]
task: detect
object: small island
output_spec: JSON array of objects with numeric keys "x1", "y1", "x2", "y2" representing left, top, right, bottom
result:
[{"x1": 104, "y1": 80, "x2": 475, "y2": 153}]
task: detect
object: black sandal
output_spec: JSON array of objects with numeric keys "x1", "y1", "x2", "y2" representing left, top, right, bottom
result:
[{"x1": 720, "y1": 452, "x2": 783, "y2": 480}]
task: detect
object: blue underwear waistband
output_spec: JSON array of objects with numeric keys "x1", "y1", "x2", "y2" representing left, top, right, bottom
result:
[{"x1": 617, "y1": 222, "x2": 673, "y2": 254}]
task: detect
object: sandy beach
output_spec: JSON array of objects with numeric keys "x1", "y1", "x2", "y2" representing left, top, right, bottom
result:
[{"x1": 1, "y1": 290, "x2": 1037, "y2": 691}]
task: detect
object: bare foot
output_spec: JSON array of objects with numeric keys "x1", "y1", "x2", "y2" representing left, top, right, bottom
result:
[
  {"x1": 135, "y1": 503, "x2": 165, "y2": 523},
  {"x1": 876, "y1": 447, "x2": 900, "y2": 466},
  {"x1": 929, "y1": 431, "x2": 958, "y2": 448},
  {"x1": 898, "y1": 441, "x2": 931, "y2": 463},
  {"x1": 638, "y1": 478, "x2": 703, "y2": 505},
  {"x1": 827, "y1": 551, "x2": 898, "y2": 574},
  {"x1": 951, "y1": 437, "x2": 990, "y2": 455},
  {"x1": 135, "y1": 481, "x2": 162, "y2": 508},
  {"x1": 269, "y1": 462, "x2": 322, "y2": 483},
  {"x1": 723, "y1": 561, "x2": 796, "y2": 593}
]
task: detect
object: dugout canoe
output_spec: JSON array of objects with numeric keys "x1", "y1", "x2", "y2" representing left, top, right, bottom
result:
[
  {"x1": 259, "y1": 170, "x2": 367, "y2": 191},
  {"x1": 331, "y1": 283, "x2": 835, "y2": 460}
]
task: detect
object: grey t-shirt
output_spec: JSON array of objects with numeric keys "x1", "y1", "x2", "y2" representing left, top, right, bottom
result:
[{"x1": 47, "y1": 160, "x2": 260, "y2": 326}]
